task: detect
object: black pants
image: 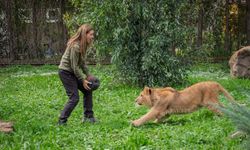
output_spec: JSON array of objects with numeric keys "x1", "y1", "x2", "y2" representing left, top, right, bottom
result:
[{"x1": 58, "y1": 69, "x2": 94, "y2": 122}]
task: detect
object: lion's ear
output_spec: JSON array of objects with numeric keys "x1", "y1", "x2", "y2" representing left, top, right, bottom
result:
[
  {"x1": 144, "y1": 86, "x2": 149, "y2": 91},
  {"x1": 144, "y1": 86, "x2": 152, "y2": 95},
  {"x1": 148, "y1": 88, "x2": 152, "y2": 95}
]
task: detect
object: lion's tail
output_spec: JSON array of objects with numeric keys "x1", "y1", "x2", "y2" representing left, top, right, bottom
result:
[{"x1": 218, "y1": 84, "x2": 237, "y2": 104}]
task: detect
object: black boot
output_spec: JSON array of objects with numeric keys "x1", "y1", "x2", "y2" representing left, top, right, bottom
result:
[
  {"x1": 82, "y1": 117, "x2": 98, "y2": 123},
  {"x1": 58, "y1": 119, "x2": 67, "y2": 125}
]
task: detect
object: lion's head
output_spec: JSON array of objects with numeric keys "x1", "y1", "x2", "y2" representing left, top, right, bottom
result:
[
  {"x1": 135, "y1": 87, "x2": 177, "y2": 108},
  {"x1": 135, "y1": 87, "x2": 155, "y2": 108}
]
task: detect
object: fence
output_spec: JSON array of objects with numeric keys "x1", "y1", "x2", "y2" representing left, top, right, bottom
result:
[{"x1": 0, "y1": 0, "x2": 67, "y2": 65}]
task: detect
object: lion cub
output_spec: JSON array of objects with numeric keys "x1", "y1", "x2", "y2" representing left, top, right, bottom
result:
[{"x1": 132, "y1": 81, "x2": 237, "y2": 127}]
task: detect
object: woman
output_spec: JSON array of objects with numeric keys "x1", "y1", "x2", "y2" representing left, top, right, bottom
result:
[{"x1": 58, "y1": 24, "x2": 96, "y2": 125}]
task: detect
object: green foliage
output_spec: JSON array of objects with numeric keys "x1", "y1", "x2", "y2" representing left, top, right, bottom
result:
[
  {"x1": 64, "y1": 0, "x2": 247, "y2": 86},
  {"x1": 65, "y1": 0, "x2": 196, "y2": 86},
  {"x1": 0, "y1": 64, "x2": 249, "y2": 149},
  {"x1": 64, "y1": 0, "x2": 126, "y2": 60},
  {"x1": 64, "y1": 0, "x2": 249, "y2": 63},
  {"x1": 219, "y1": 99, "x2": 250, "y2": 149},
  {"x1": 112, "y1": 1, "x2": 193, "y2": 87}
]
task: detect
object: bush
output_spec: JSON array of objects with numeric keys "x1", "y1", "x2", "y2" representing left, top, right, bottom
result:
[{"x1": 112, "y1": 1, "x2": 192, "y2": 87}]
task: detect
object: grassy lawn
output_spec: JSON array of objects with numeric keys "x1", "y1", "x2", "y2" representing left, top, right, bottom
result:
[{"x1": 0, "y1": 63, "x2": 249, "y2": 149}]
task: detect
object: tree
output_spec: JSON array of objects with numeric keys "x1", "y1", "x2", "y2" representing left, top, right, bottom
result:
[
  {"x1": 247, "y1": 0, "x2": 250, "y2": 45},
  {"x1": 112, "y1": 0, "x2": 192, "y2": 87},
  {"x1": 225, "y1": 0, "x2": 231, "y2": 52},
  {"x1": 197, "y1": 0, "x2": 204, "y2": 48}
]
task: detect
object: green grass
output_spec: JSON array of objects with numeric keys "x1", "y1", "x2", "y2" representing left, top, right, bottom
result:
[{"x1": 0, "y1": 63, "x2": 249, "y2": 149}]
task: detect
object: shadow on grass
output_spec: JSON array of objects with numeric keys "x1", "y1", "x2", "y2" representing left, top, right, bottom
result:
[
  {"x1": 163, "y1": 118, "x2": 189, "y2": 126},
  {"x1": 101, "y1": 120, "x2": 130, "y2": 129},
  {"x1": 139, "y1": 122, "x2": 161, "y2": 128},
  {"x1": 130, "y1": 119, "x2": 190, "y2": 129}
]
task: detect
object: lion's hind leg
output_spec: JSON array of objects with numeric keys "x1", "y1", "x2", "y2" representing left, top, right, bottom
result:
[
  {"x1": 203, "y1": 98, "x2": 223, "y2": 115},
  {"x1": 202, "y1": 92, "x2": 223, "y2": 115},
  {"x1": 206, "y1": 104, "x2": 222, "y2": 115}
]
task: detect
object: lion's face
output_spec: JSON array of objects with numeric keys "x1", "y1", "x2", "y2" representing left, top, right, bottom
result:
[{"x1": 135, "y1": 87, "x2": 153, "y2": 107}]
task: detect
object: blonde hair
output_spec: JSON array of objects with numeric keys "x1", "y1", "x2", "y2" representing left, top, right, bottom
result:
[{"x1": 67, "y1": 24, "x2": 93, "y2": 56}]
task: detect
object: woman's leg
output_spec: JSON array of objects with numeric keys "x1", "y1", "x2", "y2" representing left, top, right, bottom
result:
[
  {"x1": 77, "y1": 80, "x2": 94, "y2": 118},
  {"x1": 58, "y1": 70, "x2": 80, "y2": 123}
]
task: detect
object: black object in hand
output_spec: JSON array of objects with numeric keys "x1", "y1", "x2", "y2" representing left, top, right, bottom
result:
[{"x1": 86, "y1": 76, "x2": 100, "y2": 91}]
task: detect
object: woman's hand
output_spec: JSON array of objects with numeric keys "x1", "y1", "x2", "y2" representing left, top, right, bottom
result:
[{"x1": 83, "y1": 79, "x2": 91, "y2": 90}]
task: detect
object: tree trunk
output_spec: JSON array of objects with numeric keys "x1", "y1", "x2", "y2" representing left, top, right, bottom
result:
[
  {"x1": 237, "y1": 1, "x2": 241, "y2": 49},
  {"x1": 60, "y1": 0, "x2": 68, "y2": 54},
  {"x1": 247, "y1": 0, "x2": 250, "y2": 45},
  {"x1": 4, "y1": 0, "x2": 15, "y2": 62},
  {"x1": 197, "y1": 2, "x2": 203, "y2": 48},
  {"x1": 224, "y1": 0, "x2": 230, "y2": 52},
  {"x1": 32, "y1": 0, "x2": 38, "y2": 59}
]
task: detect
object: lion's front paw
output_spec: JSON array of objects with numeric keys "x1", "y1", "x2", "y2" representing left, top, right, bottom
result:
[{"x1": 131, "y1": 120, "x2": 141, "y2": 127}]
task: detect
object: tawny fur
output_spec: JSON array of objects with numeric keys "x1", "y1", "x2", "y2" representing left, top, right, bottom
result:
[
  {"x1": 0, "y1": 121, "x2": 13, "y2": 133},
  {"x1": 132, "y1": 81, "x2": 237, "y2": 127}
]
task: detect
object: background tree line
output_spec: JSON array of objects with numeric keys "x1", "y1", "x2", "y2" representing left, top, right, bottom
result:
[{"x1": 64, "y1": 0, "x2": 250, "y2": 87}]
